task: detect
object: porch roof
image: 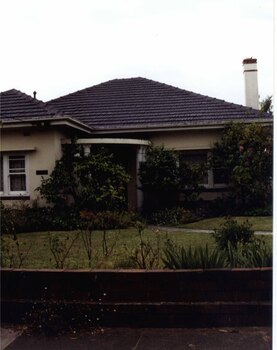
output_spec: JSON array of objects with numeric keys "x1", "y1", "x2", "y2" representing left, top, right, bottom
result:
[{"x1": 63, "y1": 138, "x2": 151, "y2": 146}]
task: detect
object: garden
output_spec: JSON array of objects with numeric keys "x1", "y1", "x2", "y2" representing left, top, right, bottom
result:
[{"x1": 0, "y1": 122, "x2": 273, "y2": 271}]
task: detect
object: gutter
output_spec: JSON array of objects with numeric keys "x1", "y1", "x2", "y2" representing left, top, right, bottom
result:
[
  {"x1": 91, "y1": 118, "x2": 273, "y2": 135},
  {"x1": 0, "y1": 116, "x2": 94, "y2": 134}
]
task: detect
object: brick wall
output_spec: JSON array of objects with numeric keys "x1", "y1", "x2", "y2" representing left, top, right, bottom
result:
[{"x1": 1, "y1": 268, "x2": 272, "y2": 327}]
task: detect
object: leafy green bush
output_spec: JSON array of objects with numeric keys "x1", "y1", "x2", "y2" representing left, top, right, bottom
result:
[
  {"x1": 225, "y1": 240, "x2": 272, "y2": 268},
  {"x1": 162, "y1": 240, "x2": 226, "y2": 269},
  {"x1": 79, "y1": 210, "x2": 137, "y2": 230},
  {"x1": 210, "y1": 122, "x2": 273, "y2": 210},
  {"x1": 0, "y1": 203, "x2": 80, "y2": 234},
  {"x1": 139, "y1": 146, "x2": 203, "y2": 211},
  {"x1": 211, "y1": 217, "x2": 255, "y2": 251},
  {"x1": 38, "y1": 142, "x2": 130, "y2": 212},
  {"x1": 243, "y1": 206, "x2": 273, "y2": 217},
  {"x1": 150, "y1": 207, "x2": 198, "y2": 226}
]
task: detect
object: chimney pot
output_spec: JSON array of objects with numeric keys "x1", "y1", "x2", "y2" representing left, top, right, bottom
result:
[{"x1": 33, "y1": 91, "x2": 37, "y2": 99}]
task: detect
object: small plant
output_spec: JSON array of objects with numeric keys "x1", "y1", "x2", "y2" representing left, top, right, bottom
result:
[
  {"x1": 211, "y1": 217, "x2": 255, "y2": 251},
  {"x1": 96, "y1": 212, "x2": 117, "y2": 258},
  {"x1": 1, "y1": 235, "x2": 32, "y2": 268},
  {"x1": 162, "y1": 239, "x2": 226, "y2": 269},
  {"x1": 79, "y1": 211, "x2": 96, "y2": 268},
  {"x1": 225, "y1": 240, "x2": 272, "y2": 268},
  {"x1": 48, "y1": 233, "x2": 79, "y2": 269},
  {"x1": 1, "y1": 236, "x2": 16, "y2": 267},
  {"x1": 126, "y1": 222, "x2": 162, "y2": 269}
]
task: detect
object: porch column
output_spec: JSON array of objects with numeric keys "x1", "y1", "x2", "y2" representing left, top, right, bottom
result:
[
  {"x1": 83, "y1": 145, "x2": 91, "y2": 156},
  {"x1": 136, "y1": 145, "x2": 147, "y2": 211}
]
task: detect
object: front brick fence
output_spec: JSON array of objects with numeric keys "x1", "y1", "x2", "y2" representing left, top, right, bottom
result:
[{"x1": 1, "y1": 268, "x2": 272, "y2": 327}]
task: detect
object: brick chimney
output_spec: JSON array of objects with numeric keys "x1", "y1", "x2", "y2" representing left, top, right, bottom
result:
[{"x1": 242, "y1": 58, "x2": 259, "y2": 109}]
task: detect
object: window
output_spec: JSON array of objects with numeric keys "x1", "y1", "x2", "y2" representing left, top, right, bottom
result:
[
  {"x1": 179, "y1": 150, "x2": 227, "y2": 189},
  {"x1": 213, "y1": 168, "x2": 229, "y2": 186},
  {"x1": 179, "y1": 150, "x2": 209, "y2": 185},
  {"x1": 0, "y1": 154, "x2": 28, "y2": 196}
]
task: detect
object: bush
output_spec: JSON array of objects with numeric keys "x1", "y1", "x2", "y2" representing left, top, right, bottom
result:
[
  {"x1": 225, "y1": 240, "x2": 272, "y2": 268},
  {"x1": 162, "y1": 240, "x2": 226, "y2": 269},
  {"x1": 79, "y1": 210, "x2": 137, "y2": 230},
  {"x1": 210, "y1": 122, "x2": 273, "y2": 210},
  {"x1": 38, "y1": 142, "x2": 130, "y2": 212},
  {"x1": 1, "y1": 204, "x2": 80, "y2": 234},
  {"x1": 139, "y1": 146, "x2": 203, "y2": 211},
  {"x1": 211, "y1": 217, "x2": 255, "y2": 251},
  {"x1": 150, "y1": 207, "x2": 198, "y2": 226},
  {"x1": 243, "y1": 206, "x2": 273, "y2": 217}
]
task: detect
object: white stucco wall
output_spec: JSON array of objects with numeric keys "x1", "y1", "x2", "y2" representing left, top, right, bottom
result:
[
  {"x1": 1, "y1": 128, "x2": 65, "y2": 206},
  {"x1": 149, "y1": 128, "x2": 221, "y2": 150}
]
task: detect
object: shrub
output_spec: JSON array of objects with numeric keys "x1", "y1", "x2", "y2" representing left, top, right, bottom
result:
[
  {"x1": 38, "y1": 142, "x2": 130, "y2": 212},
  {"x1": 139, "y1": 146, "x2": 203, "y2": 211},
  {"x1": 48, "y1": 233, "x2": 79, "y2": 269},
  {"x1": 1, "y1": 235, "x2": 32, "y2": 268},
  {"x1": 225, "y1": 240, "x2": 272, "y2": 268},
  {"x1": 162, "y1": 240, "x2": 226, "y2": 269},
  {"x1": 125, "y1": 222, "x2": 162, "y2": 269},
  {"x1": 150, "y1": 207, "x2": 198, "y2": 226},
  {"x1": 1, "y1": 204, "x2": 80, "y2": 234},
  {"x1": 211, "y1": 217, "x2": 255, "y2": 251},
  {"x1": 210, "y1": 122, "x2": 273, "y2": 210},
  {"x1": 243, "y1": 206, "x2": 273, "y2": 217}
]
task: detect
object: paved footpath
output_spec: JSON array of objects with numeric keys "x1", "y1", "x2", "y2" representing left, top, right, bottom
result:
[
  {"x1": 1, "y1": 326, "x2": 272, "y2": 350},
  {"x1": 148, "y1": 226, "x2": 273, "y2": 235}
]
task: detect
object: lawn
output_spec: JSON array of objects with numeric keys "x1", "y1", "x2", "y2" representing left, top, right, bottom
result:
[
  {"x1": 180, "y1": 216, "x2": 273, "y2": 231},
  {"x1": 1, "y1": 227, "x2": 272, "y2": 270}
]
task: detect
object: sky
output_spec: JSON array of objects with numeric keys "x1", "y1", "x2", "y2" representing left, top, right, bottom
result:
[{"x1": 0, "y1": 0, "x2": 274, "y2": 106}]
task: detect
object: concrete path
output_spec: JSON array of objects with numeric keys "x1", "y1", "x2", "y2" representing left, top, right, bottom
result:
[
  {"x1": 1, "y1": 327, "x2": 272, "y2": 350},
  {"x1": 148, "y1": 226, "x2": 273, "y2": 235},
  {"x1": 0, "y1": 328, "x2": 21, "y2": 350}
]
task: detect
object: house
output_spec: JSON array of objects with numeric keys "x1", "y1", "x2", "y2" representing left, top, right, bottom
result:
[{"x1": 0, "y1": 59, "x2": 272, "y2": 210}]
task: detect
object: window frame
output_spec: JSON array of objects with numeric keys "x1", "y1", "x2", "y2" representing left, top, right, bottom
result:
[
  {"x1": 178, "y1": 149, "x2": 227, "y2": 189},
  {"x1": 0, "y1": 153, "x2": 29, "y2": 197}
]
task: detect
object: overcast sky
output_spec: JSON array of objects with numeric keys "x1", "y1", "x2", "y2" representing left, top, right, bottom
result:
[{"x1": 0, "y1": 0, "x2": 273, "y2": 106}]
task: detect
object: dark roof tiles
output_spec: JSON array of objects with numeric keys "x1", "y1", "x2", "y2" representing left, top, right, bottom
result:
[
  {"x1": 47, "y1": 78, "x2": 271, "y2": 130},
  {"x1": 0, "y1": 89, "x2": 62, "y2": 121}
]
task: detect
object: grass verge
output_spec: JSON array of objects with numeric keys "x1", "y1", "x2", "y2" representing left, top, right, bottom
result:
[{"x1": 179, "y1": 216, "x2": 272, "y2": 231}]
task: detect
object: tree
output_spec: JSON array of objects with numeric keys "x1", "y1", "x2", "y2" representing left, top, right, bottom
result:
[
  {"x1": 38, "y1": 141, "x2": 130, "y2": 212},
  {"x1": 210, "y1": 122, "x2": 273, "y2": 209},
  {"x1": 260, "y1": 96, "x2": 273, "y2": 113},
  {"x1": 139, "y1": 146, "x2": 180, "y2": 211},
  {"x1": 138, "y1": 146, "x2": 203, "y2": 211}
]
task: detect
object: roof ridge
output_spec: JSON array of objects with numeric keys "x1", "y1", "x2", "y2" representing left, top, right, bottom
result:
[
  {"x1": 47, "y1": 77, "x2": 145, "y2": 103},
  {"x1": 1, "y1": 88, "x2": 65, "y2": 117},
  {"x1": 47, "y1": 77, "x2": 265, "y2": 114}
]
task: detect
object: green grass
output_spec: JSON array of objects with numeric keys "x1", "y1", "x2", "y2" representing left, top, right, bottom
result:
[
  {"x1": 180, "y1": 216, "x2": 272, "y2": 231},
  {"x1": 1, "y1": 227, "x2": 272, "y2": 270}
]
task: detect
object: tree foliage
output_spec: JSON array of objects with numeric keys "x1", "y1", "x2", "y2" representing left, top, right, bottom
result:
[
  {"x1": 260, "y1": 95, "x2": 273, "y2": 113},
  {"x1": 139, "y1": 146, "x2": 203, "y2": 211},
  {"x1": 38, "y1": 141, "x2": 130, "y2": 212},
  {"x1": 211, "y1": 122, "x2": 273, "y2": 209}
]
